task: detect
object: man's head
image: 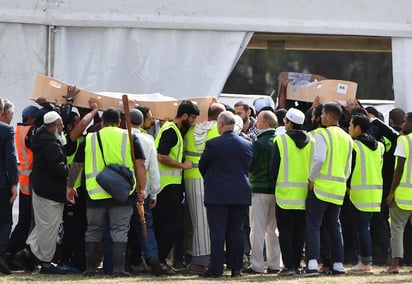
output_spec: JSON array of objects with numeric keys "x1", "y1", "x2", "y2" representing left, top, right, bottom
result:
[
  {"x1": 217, "y1": 111, "x2": 236, "y2": 135},
  {"x1": 102, "y1": 108, "x2": 121, "y2": 127},
  {"x1": 43, "y1": 111, "x2": 65, "y2": 144},
  {"x1": 389, "y1": 108, "x2": 405, "y2": 130},
  {"x1": 136, "y1": 105, "x2": 154, "y2": 130},
  {"x1": 402, "y1": 112, "x2": 412, "y2": 135},
  {"x1": 176, "y1": 100, "x2": 200, "y2": 132},
  {"x1": 284, "y1": 108, "x2": 305, "y2": 130},
  {"x1": 1, "y1": 99, "x2": 15, "y2": 125},
  {"x1": 130, "y1": 109, "x2": 144, "y2": 127},
  {"x1": 256, "y1": 110, "x2": 278, "y2": 130},
  {"x1": 321, "y1": 103, "x2": 342, "y2": 127},
  {"x1": 22, "y1": 105, "x2": 40, "y2": 125},
  {"x1": 234, "y1": 101, "x2": 252, "y2": 124},
  {"x1": 208, "y1": 103, "x2": 226, "y2": 121},
  {"x1": 349, "y1": 114, "x2": 370, "y2": 138},
  {"x1": 253, "y1": 97, "x2": 275, "y2": 114}
]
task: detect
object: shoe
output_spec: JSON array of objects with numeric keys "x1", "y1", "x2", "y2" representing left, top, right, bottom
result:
[
  {"x1": 278, "y1": 268, "x2": 295, "y2": 276},
  {"x1": 267, "y1": 268, "x2": 280, "y2": 274},
  {"x1": 328, "y1": 269, "x2": 345, "y2": 275},
  {"x1": 147, "y1": 256, "x2": 162, "y2": 276},
  {"x1": 200, "y1": 270, "x2": 221, "y2": 278},
  {"x1": 0, "y1": 256, "x2": 11, "y2": 275},
  {"x1": 39, "y1": 263, "x2": 66, "y2": 275},
  {"x1": 173, "y1": 261, "x2": 185, "y2": 271},
  {"x1": 231, "y1": 269, "x2": 242, "y2": 277},
  {"x1": 295, "y1": 268, "x2": 319, "y2": 277},
  {"x1": 349, "y1": 262, "x2": 372, "y2": 273},
  {"x1": 160, "y1": 263, "x2": 176, "y2": 275},
  {"x1": 383, "y1": 266, "x2": 399, "y2": 274},
  {"x1": 184, "y1": 263, "x2": 207, "y2": 275},
  {"x1": 12, "y1": 250, "x2": 35, "y2": 272},
  {"x1": 56, "y1": 264, "x2": 80, "y2": 273},
  {"x1": 130, "y1": 263, "x2": 146, "y2": 274},
  {"x1": 243, "y1": 267, "x2": 262, "y2": 274}
]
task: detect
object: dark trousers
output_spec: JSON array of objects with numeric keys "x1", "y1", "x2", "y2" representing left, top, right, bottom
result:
[
  {"x1": 276, "y1": 205, "x2": 305, "y2": 270},
  {"x1": 305, "y1": 190, "x2": 344, "y2": 263},
  {"x1": 152, "y1": 184, "x2": 184, "y2": 263},
  {"x1": 206, "y1": 204, "x2": 247, "y2": 275},
  {"x1": 128, "y1": 197, "x2": 158, "y2": 265},
  {"x1": 7, "y1": 192, "x2": 32, "y2": 254},
  {"x1": 0, "y1": 188, "x2": 13, "y2": 255},
  {"x1": 59, "y1": 186, "x2": 87, "y2": 270}
]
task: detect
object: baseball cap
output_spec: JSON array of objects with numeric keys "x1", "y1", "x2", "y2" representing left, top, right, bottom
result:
[{"x1": 22, "y1": 105, "x2": 40, "y2": 119}]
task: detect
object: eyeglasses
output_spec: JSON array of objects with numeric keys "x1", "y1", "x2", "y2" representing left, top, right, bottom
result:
[{"x1": 53, "y1": 123, "x2": 63, "y2": 127}]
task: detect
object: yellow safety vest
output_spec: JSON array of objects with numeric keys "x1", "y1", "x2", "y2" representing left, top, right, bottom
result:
[
  {"x1": 67, "y1": 136, "x2": 84, "y2": 188},
  {"x1": 313, "y1": 127, "x2": 353, "y2": 205},
  {"x1": 84, "y1": 127, "x2": 135, "y2": 200},
  {"x1": 184, "y1": 123, "x2": 219, "y2": 180},
  {"x1": 350, "y1": 139, "x2": 384, "y2": 212},
  {"x1": 275, "y1": 133, "x2": 314, "y2": 210},
  {"x1": 394, "y1": 134, "x2": 412, "y2": 210},
  {"x1": 15, "y1": 125, "x2": 32, "y2": 195},
  {"x1": 155, "y1": 121, "x2": 183, "y2": 190}
]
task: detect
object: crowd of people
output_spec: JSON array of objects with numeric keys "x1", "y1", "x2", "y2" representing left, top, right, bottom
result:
[{"x1": 0, "y1": 81, "x2": 411, "y2": 279}]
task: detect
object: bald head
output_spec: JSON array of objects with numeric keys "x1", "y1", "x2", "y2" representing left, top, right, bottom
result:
[{"x1": 208, "y1": 103, "x2": 226, "y2": 121}]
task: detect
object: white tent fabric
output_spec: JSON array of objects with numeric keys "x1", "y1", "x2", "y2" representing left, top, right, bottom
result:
[
  {"x1": 0, "y1": 23, "x2": 47, "y2": 123},
  {"x1": 54, "y1": 27, "x2": 252, "y2": 98},
  {"x1": 392, "y1": 38, "x2": 412, "y2": 111},
  {"x1": 0, "y1": 24, "x2": 251, "y2": 128}
]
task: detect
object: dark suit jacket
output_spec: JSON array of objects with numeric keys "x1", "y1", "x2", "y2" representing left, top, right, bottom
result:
[
  {"x1": 199, "y1": 130, "x2": 253, "y2": 206},
  {"x1": 0, "y1": 121, "x2": 18, "y2": 189}
]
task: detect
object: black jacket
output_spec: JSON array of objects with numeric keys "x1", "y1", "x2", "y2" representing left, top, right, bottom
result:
[{"x1": 30, "y1": 126, "x2": 68, "y2": 202}]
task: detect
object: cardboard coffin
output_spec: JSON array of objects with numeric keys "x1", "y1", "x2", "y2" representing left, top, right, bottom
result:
[
  {"x1": 31, "y1": 73, "x2": 213, "y2": 122},
  {"x1": 286, "y1": 79, "x2": 357, "y2": 104},
  {"x1": 278, "y1": 71, "x2": 357, "y2": 104}
]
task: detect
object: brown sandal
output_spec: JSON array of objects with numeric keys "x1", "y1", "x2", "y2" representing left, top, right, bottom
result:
[{"x1": 384, "y1": 267, "x2": 399, "y2": 274}]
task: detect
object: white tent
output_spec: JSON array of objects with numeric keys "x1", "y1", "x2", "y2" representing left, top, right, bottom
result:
[{"x1": 1, "y1": 0, "x2": 412, "y2": 124}]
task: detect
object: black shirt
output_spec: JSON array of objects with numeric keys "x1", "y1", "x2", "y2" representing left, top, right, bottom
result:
[{"x1": 157, "y1": 126, "x2": 178, "y2": 155}]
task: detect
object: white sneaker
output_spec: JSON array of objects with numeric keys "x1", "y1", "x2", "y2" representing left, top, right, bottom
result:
[{"x1": 349, "y1": 262, "x2": 372, "y2": 273}]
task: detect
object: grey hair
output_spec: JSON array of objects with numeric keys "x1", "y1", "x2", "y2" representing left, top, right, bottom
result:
[
  {"x1": 2, "y1": 99, "x2": 14, "y2": 113},
  {"x1": 217, "y1": 111, "x2": 236, "y2": 126}
]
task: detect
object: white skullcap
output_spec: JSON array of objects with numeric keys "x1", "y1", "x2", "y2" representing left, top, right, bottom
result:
[
  {"x1": 43, "y1": 111, "x2": 61, "y2": 125},
  {"x1": 253, "y1": 97, "x2": 275, "y2": 113},
  {"x1": 285, "y1": 108, "x2": 305, "y2": 125}
]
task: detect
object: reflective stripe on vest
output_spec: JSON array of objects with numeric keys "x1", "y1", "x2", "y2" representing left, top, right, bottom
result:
[
  {"x1": 184, "y1": 123, "x2": 219, "y2": 179},
  {"x1": 155, "y1": 121, "x2": 183, "y2": 190},
  {"x1": 67, "y1": 137, "x2": 83, "y2": 188},
  {"x1": 15, "y1": 125, "x2": 32, "y2": 195},
  {"x1": 85, "y1": 128, "x2": 135, "y2": 200},
  {"x1": 313, "y1": 127, "x2": 353, "y2": 205},
  {"x1": 395, "y1": 134, "x2": 412, "y2": 210},
  {"x1": 275, "y1": 133, "x2": 314, "y2": 210},
  {"x1": 349, "y1": 140, "x2": 384, "y2": 212}
]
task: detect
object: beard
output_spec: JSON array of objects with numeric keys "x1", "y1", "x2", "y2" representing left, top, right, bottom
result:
[
  {"x1": 55, "y1": 130, "x2": 67, "y2": 146},
  {"x1": 181, "y1": 119, "x2": 191, "y2": 134}
]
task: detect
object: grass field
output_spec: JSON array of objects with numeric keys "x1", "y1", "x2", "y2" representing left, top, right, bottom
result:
[{"x1": 2, "y1": 267, "x2": 412, "y2": 284}]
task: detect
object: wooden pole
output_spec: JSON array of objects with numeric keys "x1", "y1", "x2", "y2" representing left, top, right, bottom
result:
[{"x1": 122, "y1": 95, "x2": 147, "y2": 238}]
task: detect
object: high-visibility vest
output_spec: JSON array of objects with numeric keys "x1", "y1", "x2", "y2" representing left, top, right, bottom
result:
[
  {"x1": 350, "y1": 139, "x2": 384, "y2": 212},
  {"x1": 313, "y1": 127, "x2": 353, "y2": 205},
  {"x1": 394, "y1": 134, "x2": 412, "y2": 210},
  {"x1": 67, "y1": 136, "x2": 84, "y2": 188},
  {"x1": 275, "y1": 133, "x2": 314, "y2": 210},
  {"x1": 15, "y1": 125, "x2": 32, "y2": 195},
  {"x1": 184, "y1": 123, "x2": 219, "y2": 180},
  {"x1": 84, "y1": 127, "x2": 135, "y2": 200},
  {"x1": 155, "y1": 121, "x2": 183, "y2": 190}
]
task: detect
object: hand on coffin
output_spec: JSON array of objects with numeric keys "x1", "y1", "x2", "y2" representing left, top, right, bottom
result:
[
  {"x1": 63, "y1": 85, "x2": 80, "y2": 102},
  {"x1": 34, "y1": 97, "x2": 49, "y2": 107},
  {"x1": 88, "y1": 97, "x2": 99, "y2": 110}
]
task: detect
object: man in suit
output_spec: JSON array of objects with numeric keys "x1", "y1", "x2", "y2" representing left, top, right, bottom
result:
[
  {"x1": 0, "y1": 98, "x2": 18, "y2": 275},
  {"x1": 199, "y1": 111, "x2": 253, "y2": 278}
]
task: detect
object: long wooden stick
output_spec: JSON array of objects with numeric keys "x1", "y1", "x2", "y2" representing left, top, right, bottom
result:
[{"x1": 122, "y1": 95, "x2": 147, "y2": 238}]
